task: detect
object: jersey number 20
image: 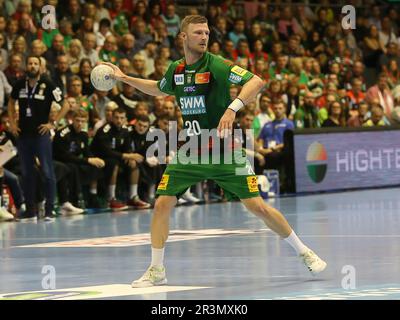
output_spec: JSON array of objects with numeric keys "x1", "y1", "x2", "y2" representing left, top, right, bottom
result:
[{"x1": 185, "y1": 120, "x2": 201, "y2": 136}]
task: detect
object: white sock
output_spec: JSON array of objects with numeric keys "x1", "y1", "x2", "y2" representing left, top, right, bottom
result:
[
  {"x1": 90, "y1": 187, "x2": 97, "y2": 195},
  {"x1": 129, "y1": 184, "x2": 138, "y2": 199},
  {"x1": 108, "y1": 185, "x2": 116, "y2": 200},
  {"x1": 284, "y1": 230, "x2": 309, "y2": 255},
  {"x1": 149, "y1": 184, "x2": 155, "y2": 198},
  {"x1": 151, "y1": 247, "x2": 164, "y2": 267}
]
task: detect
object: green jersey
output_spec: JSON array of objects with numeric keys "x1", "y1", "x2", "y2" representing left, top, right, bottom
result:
[{"x1": 157, "y1": 52, "x2": 254, "y2": 132}]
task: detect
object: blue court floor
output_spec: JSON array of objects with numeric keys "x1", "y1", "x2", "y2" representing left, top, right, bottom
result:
[{"x1": 0, "y1": 187, "x2": 399, "y2": 300}]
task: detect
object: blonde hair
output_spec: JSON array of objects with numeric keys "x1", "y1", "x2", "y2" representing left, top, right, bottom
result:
[{"x1": 180, "y1": 15, "x2": 208, "y2": 32}]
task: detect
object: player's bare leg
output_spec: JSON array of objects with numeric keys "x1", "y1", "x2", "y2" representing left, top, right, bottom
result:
[
  {"x1": 132, "y1": 195, "x2": 177, "y2": 287},
  {"x1": 241, "y1": 196, "x2": 327, "y2": 275}
]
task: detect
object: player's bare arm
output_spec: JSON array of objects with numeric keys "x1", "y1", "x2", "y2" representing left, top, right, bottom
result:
[{"x1": 100, "y1": 62, "x2": 168, "y2": 97}]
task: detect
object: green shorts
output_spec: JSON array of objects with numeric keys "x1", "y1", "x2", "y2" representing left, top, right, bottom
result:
[{"x1": 156, "y1": 152, "x2": 260, "y2": 201}]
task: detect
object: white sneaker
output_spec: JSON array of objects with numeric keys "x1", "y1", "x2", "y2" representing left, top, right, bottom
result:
[
  {"x1": 0, "y1": 207, "x2": 14, "y2": 221},
  {"x1": 181, "y1": 192, "x2": 201, "y2": 203},
  {"x1": 60, "y1": 202, "x2": 84, "y2": 215},
  {"x1": 131, "y1": 265, "x2": 167, "y2": 288},
  {"x1": 300, "y1": 249, "x2": 327, "y2": 275},
  {"x1": 177, "y1": 198, "x2": 188, "y2": 206}
]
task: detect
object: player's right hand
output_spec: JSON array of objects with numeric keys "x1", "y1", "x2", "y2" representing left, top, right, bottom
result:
[{"x1": 99, "y1": 61, "x2": 125, "y2": 81}]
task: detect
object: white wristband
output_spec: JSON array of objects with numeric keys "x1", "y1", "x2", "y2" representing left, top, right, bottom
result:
[{"x1": 228, "y1": 98, "x2": 245, "y2": 113}]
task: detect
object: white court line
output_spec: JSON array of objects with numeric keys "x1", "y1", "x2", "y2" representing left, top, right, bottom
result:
[{"x1": 0, "y1": 284, "x2": 212, "y2": 300}]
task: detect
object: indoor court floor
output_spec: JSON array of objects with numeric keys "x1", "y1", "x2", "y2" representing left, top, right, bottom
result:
[{"x1": 0, "y1": 187, "x2": 399, "y2": 300}]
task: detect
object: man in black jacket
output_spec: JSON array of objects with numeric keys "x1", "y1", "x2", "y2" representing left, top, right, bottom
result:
[
  {"x1": 53, "y1": 109, "x2": 105, "y2": 211},
  {"x1": 91, "y1": 108, "x2": 150, "y2": 210}
]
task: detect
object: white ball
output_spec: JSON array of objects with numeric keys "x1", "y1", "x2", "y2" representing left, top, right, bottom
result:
[{"x1": 90, "y1": 64, "x2": 117, "y2": 91}]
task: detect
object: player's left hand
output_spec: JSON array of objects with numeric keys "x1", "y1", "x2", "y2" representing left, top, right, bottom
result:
[
  {"x1": 217, "y1": 109, "x2": 236, "y2": 138},
  {"x1": 38, "y1": 123, "x2": 55, "y2": 135}
]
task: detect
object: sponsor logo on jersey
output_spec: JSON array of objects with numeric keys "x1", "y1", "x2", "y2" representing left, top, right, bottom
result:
[
  {"x1": 179, "y1": 96, "x2": 206, "y2": 115},
  {"x1": 174, "y1": 74, "x2": 184, "y2": 85},
  {"x1": 195, "y1": 72, "x2": 210, "y2": 84},
  {"x1": 157, "y1": 174, "x2": 169, "y2": 190},
  {"x1": 159, "y1": 77, "x2": 167, "y2": 90},
  {"x1": 229, "y1": 73, "x2": 242, "y2": 84},
  {"x1": 183, "y1": 86, "x2": 196, "y2": 93},
  {"x1": 247, "y1": 176, "x2": 259, "y2": 193},
  {"x1": 231, "y1": 65, "x2": 247, "y2": 76}
]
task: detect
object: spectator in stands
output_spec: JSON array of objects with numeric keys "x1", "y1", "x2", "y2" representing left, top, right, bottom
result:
[
  {"x1": 67, "y1": 75, "x2": 98, "y2": 128},
  {"x1": 321, "y1": 101, "x2": 346, "y2": 127},
  {"x1": 228, "y1": 18, "x2": 247, "y2": 48},
  {"x1": 30, "y1": 40, "x2": 47, "y2": 59},
  {"x1": 379, "y1": 17, "x2": 399, "y2": 48},
  {"x1": 210, "y1": 16, "x2": 228, "y2": 45},
  {"x1": 139, "y1": 41, "x2": 158, "y2": 78},
  {"x1": 96, "y1": 18, "x2": 113, "y2": 49},
  {"x1": 162, "y1": 3, "x2": 180, "y2": 41},
  {"x1": 67, "y1": 39, "x2": 84, "y2": 74},
  {"x1": 149, "y1": 58, "x2": 167, "y2": 81},
  {"x1": 347, "y1": 78, "x2": 366, "y2": 111},
  {"x1": 44, "y1": 34, "x2": 66, "y2": 66},
  {"x1": 78, "y1": 58, "x2": 95, "y2": 96},
  {"x1": 363, "y1": 104, "x2": 387, "y2": 126},
  {"x1": 366, "y1": 72, "x2": 394, "y2": 122},
  {"x1": 257, "y1": 100, "x2": 294, "y2": 190},
  {"x1": 112, "y1": 78, "x2": 144, "y2": 122},
  {"x1": 88, "y1": 89, "x2": 111, "y2": 122},
  {"x1": 131, "y1": 53, "x2": 148, "y2": 79},
  {"x1": 294, "y1": 91, "x2": 320, "y2": 128},
  {"x1": 51, "y1": 55, "x2": 73, "y2": 97},
  {"x1": 18, "y1": 12, "x2": 37, "y2": 45},
  {"x1": 347, "y1": 101, "x2": 370, "y2": 127},
  {"x1": 10, "y1": 36, "x2": 28, "y2": 68},
  {"x1": 363, "y1": 25, "x2": 385, "y2": 70},
  {"x1": 117, "y1": 33, "x2": 137, "y2": 62},
  {"x1": 99, "y1": 35, "x2": 118, "y2": 63},
  {"x1": 82, "y1": 32, "x2": 99, "y2": 67},
  {"x1": 90, "y1": 108, "x2": 150, "y2": 210},
  {"x1": 132, "y1": 19, "x2": 153, "y2": 51},
  {"x1": 5, "y1": 19, "x2": 19, "y2": 52},
  {"x1": 170, "y1": 33, "x2": 185, "y2": 61},
  {"x1": 4, "y1": 53, "x2": 24, "y2": 87},
  {"x1": 110, "y1": 0, "x2": 129, "y2": 37},
  {"x1": 238, "y1": 110, "x2": 265, "y2": 175},
  {"x1": 379, "y1": 42, "x2": 400, "y2": 74}
]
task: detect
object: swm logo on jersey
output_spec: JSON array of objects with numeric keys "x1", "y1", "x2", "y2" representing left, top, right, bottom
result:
[{"x1": 179, "y1": 96, "x2": 206, "y2": 115}]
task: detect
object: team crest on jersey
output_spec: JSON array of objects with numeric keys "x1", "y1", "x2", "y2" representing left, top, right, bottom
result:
[
  {"x1": 231, "y1": 66, "x2": 247, "y2": 76},
  {"x1": 174, "y1": 74, "x2": 184, "y2": 85},
  {"x1": 247, "y1": 176, "x2": 259, "y2": 193},
  {"x1": 195, "y1": 72, "x2": 210, "y2": 84},
  {"x1": 179, "y1": 96, "x2": 206, "y2": 115}
]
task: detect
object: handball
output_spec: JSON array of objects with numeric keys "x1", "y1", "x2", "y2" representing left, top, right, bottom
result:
[{"x1": 90, "y1": 64, "x2": 116, "y2": 91}]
